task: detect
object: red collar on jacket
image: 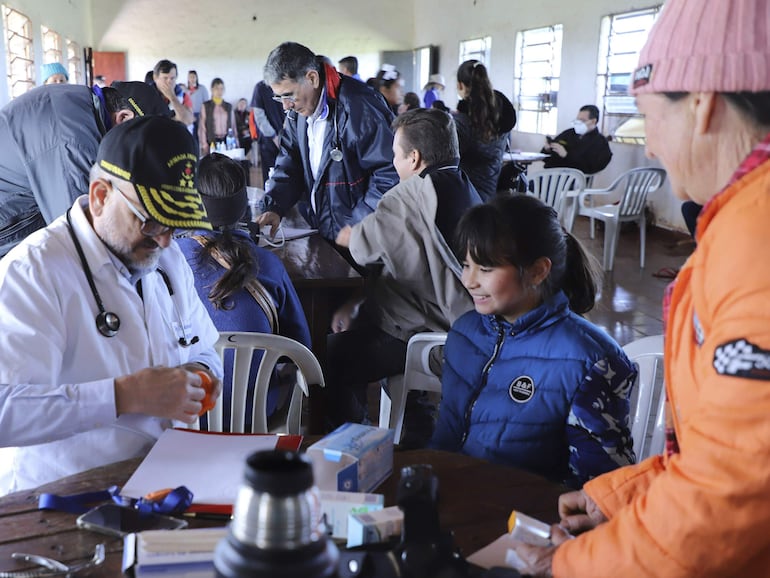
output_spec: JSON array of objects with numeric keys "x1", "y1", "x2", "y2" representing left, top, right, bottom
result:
[{"x1": 322, "y1": 62, "x2": 341, "y2": 101}]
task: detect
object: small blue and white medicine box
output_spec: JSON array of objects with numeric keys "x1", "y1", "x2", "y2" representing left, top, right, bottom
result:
[
  {"x1": 307, "y1": 423, "x2": 393, "y2": 493},
  {"x1": 319, "y1": 490, "x2": 384, "y2": 539},
  {"x1": 346, "y1": 506, "x2": 403, "y2": 548}
]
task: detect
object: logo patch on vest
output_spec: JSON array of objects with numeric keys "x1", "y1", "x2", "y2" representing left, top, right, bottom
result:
[
  {"x1": 713, "y1": 339, "x2": 770, "y2": 380},
  {"x1": 509, "y1": 376, "x2": 535, "y2": 403}
]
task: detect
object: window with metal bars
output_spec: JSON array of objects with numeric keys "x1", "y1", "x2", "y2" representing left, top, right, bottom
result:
[
  {"x1": 459, "y1": 36, "x2": 491, "y2": 66},
  {"x1": 514, "y1": 24, "x2": 563, "y2": 135},
  {"x1": 66, "y1": 39, "x2": 82, "y2": 85},
  {"x1": 3, "y1": 5, "x2": 34, "y2": 98},
  {"x1": 597, "y1": 6, "x2": 661, "y2": 142},
  {"x1": 41, "y1": 25, "x2": 62, "y2": 68}
]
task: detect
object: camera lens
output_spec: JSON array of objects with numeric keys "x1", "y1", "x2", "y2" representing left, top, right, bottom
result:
[{"x1": 214, "y1": 450, "x2": 339, "y2": 578}]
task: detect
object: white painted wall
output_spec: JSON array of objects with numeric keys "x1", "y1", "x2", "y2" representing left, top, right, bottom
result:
[
  {"x1": 413, "y1": 0, "x2": 685, "y2": 231},
  {"x1": 0, "y1": 0, "x2": 91, "y2": 102},
  {"x1": 91, "y1": 0, "x2": 413, "y2": 107}
]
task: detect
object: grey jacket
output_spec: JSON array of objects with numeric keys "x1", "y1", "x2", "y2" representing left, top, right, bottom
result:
[
  {"x1": 348, "y1": 173, "x2": 474, "y2": 342},
  {"x1": 0, "y1": 84, "x2": 103, "y2": 257}
]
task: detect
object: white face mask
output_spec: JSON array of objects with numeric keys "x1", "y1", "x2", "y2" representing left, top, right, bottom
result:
[{"x1": 572, "y1": 120, "x2": 589, "y2": 135}]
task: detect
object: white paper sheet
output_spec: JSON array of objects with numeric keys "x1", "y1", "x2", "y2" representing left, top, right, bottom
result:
[
  {"x1": 121, "y1": 429, "x2": 290, "y2": 506},
  {"x1": 467, "y1": 532, "x2": 518, "y2": 570}
]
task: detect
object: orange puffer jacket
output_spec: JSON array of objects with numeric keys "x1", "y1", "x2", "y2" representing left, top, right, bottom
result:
[{"x1": 554, "y1": 159, "x2": 770, "y2": 577}]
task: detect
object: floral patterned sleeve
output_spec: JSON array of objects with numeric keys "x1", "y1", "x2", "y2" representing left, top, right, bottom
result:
[{"x1": 565, "y1": 355, "x2": 637, "y2": 488}]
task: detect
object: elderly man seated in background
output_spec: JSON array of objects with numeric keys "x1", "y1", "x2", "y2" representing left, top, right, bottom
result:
[{"x1": 0, "y1": 116, "x2": 222, "y2": 495}]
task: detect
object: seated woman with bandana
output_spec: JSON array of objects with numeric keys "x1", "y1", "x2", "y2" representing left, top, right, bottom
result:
[{"x1": 177, "y1": 153, "x2": 310, "y2": 426}]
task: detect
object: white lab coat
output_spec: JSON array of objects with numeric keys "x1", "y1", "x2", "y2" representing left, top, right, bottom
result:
[{"x1": 0, "y1": 196, "x2": 222, "y2": 495}]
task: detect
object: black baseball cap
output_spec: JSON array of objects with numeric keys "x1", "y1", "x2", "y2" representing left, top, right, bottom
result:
[
  {"x1": 96, "y1": 116, "x2": 211, "y2": 231},
  {"x1": 111, "y1": 80, "x2": 171, "y2": 118}
]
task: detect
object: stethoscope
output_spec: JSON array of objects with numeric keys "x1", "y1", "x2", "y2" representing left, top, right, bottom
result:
[
  {"x1": 329, "y1": 108, "x2": 343, "y2": 162},
  {"x1": 65, "y1": 209, "x2": 199, "y2": 346}
]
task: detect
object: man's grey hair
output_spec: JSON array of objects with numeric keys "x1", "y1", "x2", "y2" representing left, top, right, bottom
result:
[
  {"x1": 263, "y1": 42, "x2": 320, "y2": 86},
  {"x1": 391, "y1": 108, "x2": 459, "y2": 166}
]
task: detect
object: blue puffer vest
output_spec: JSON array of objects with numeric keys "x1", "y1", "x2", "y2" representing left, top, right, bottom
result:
[{"x1": 430, "y1": 291, "x2": 634, "y2": 483}]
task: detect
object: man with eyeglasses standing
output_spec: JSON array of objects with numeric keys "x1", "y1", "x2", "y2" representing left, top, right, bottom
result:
[
  {"x1": 256, "y1": 41, "x2": 399, "y2": 243},
  {"x1": 0, "y1": 116, "x2": 223, "y2": 496}
]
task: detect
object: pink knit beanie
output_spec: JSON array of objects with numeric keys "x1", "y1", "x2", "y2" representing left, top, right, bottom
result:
[{"x1": 631, "y1": 0, "x2": 770, "y2": 95}]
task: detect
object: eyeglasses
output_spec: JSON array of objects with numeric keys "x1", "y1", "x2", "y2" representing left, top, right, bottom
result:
[
  {"x1": 271, "y1": 93, "x2": 298, "y2": 104},
  {"x1": 110, "y1": 181, "x2": 173, "y2": 237}
]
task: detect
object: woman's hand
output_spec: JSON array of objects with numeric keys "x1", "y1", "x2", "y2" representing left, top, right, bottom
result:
[
  {"x1": 510, "y1": 524, "x2": 573, "y2": 577},
  {"x1": 558, "y1": 489, "x2": 608, "y2": 534}
]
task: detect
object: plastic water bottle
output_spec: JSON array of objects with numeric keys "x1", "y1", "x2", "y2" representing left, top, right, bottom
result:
[
  {"x1": 265, "y1": 167, "x2": 275, "y2": 193},
  {"x1": 226, "y1": 128, "x2": 237, "y2": 150}
]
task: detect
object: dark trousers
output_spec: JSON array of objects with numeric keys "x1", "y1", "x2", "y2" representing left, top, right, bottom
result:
[{"x1": 325, "y1": 324, "x2": 407, "y2": 429}]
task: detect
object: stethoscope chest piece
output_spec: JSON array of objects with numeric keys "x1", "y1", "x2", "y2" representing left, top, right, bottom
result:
[
  {"x1": 96, "y1": 310, "x2": 121, "y2": 337},
  {"x1": 330, "y1": 148, "x2": 343, "y2": 162}
]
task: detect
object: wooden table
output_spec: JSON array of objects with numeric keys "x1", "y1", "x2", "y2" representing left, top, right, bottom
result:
[
  {"x1": 0, "y1": 449, "x2": 566, "y2": 576},
  {"x1": 268, "y1": 226, "x2": 363, "y2": 433}
]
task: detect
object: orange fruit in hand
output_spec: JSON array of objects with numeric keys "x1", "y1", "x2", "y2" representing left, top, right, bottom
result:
[{"x1": 196, "y1": 371, "x2": 216, "y2": 415}]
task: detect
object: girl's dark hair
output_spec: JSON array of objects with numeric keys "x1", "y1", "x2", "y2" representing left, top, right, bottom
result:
[
  {"x1": 457, "y1": 59, "x2": 499, "y2": 142},
  {"x1": 196, "y1": 154, "x2": 258, "y2": 310},
  {"x1": 454, "y1": 195, "x2": 601, "y2": 314},
  {"x1": 664, "y1": 91, "x2": 770, "y2": 127}
]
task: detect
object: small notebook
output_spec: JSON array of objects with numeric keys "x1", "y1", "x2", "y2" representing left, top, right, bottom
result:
[{"x1": 121, "y1": 428, "x2": 302, "y2": 514}]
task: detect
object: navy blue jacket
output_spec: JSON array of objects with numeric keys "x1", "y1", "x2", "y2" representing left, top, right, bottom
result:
[
  {"x1": 177, "y1": 230, "x2": 311, "y2": 419},
  {"x1": 263, "y1": 75, "x2": 399, "y2": 242},
  {"x1": 430, "y1": 291, "x2": 636, "y2": 487}
]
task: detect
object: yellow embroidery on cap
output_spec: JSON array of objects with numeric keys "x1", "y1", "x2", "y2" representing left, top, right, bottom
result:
[
  {"x1": 128, "y1": 97, "x2": 145, "y2": 117},
  {"x1": 179, "y1": 161, "x2": 195, "y2": 189},
  {"x1": 99, "y1": 160, "x2": 131, "y2": 180}
]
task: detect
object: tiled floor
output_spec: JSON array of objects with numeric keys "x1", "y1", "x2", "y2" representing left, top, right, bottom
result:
[{"x1": 573, "y1": 216, "x2": 694, "y2": 346}]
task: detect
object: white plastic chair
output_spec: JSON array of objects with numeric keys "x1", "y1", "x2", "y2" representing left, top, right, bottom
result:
[
  {"x1": 623, "y1": 334, "x2": 666, "y2": 461},
  {"x1": 526, "y1": 168, "x2": 586, "y2": 233},
  {"x1": 578, "y1": 167, "x2": 666, "y2": 271},
  {"x1": 379, "y1": 332, "x2": 448, "y2": 444},
  {"x1": 195, "y1": 332, "x2": 325, "y2": 435}
]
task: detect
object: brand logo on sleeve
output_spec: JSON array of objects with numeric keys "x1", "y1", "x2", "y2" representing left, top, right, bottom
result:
[
  {"x1": 713, "y1": 339, "x2": 770, "y2": 380},
  {"x1": 509, "y1": 376, "x2": 535, "y2": 403}
]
